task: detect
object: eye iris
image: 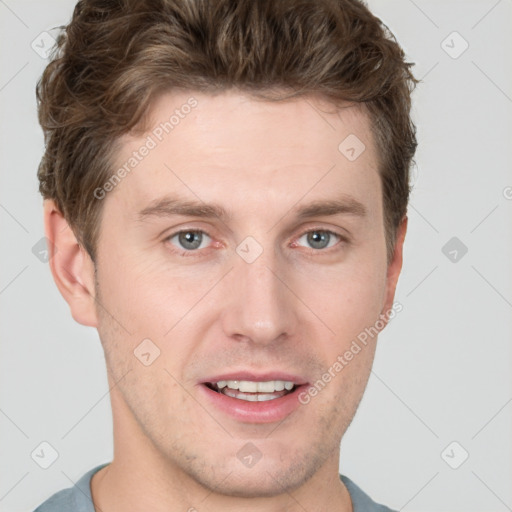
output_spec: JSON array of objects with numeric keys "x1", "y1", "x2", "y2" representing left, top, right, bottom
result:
[
  {"x1": 308, "y1": 231, "x2": 330, "y2": 249},
  {"x1": 179, "y1": 231, "x2": 202, "y2": 250}
]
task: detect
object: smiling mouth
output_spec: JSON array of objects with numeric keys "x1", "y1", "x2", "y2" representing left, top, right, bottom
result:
[{"x1": 205, "y1": 380, "x2": 298, "y2": 402}]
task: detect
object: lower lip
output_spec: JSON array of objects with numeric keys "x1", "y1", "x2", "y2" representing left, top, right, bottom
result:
[{"x1": 198, "y1": 383, "x2": 308, "y2": 424}]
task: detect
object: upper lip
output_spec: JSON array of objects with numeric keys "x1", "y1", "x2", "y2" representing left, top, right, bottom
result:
[{"x1": 200, "y1": 371, "x2": 308, "y2": 385}]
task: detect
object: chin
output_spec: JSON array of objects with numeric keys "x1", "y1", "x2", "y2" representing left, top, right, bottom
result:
[
  {"x1": 201, "y1": 466, "x2": 308, "y2": 498},
  {"x1": 181, "y1": 449, "x2": 323, "y2": 499}
]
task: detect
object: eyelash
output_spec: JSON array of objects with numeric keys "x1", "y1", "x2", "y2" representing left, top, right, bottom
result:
[{"x1": 164, "y1": 227, "x2": 348, "y2": 258}]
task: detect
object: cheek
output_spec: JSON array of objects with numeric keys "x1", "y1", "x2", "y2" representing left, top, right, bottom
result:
[
  {"x1": 302, "y1": 261, "x2": 387, "y2": 340},
  {"x1": 96, "y1": 246, "x2": 182, "y2": 336}
]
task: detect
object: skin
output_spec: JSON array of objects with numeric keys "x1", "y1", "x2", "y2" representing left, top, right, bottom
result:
[{"x1": 44, "y1": 90, "x2": 407, "y2": 512}]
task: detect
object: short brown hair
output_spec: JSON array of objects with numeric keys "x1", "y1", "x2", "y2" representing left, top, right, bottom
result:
[{"x1": 37, "y1": 0, "x2": 418, "y2": 263}]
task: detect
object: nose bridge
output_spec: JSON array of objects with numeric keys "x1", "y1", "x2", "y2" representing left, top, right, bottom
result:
[{"x1": 221, "y1": 236, "x2": 297, "y2": 344}]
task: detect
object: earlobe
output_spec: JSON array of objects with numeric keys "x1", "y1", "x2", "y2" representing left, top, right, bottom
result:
[{"x1": 43, "y1": 199, "x2": 98, "y2": 327}]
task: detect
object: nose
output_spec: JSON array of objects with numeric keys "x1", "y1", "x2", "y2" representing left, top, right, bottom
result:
[{"x1": 220, "y1": 242, "x2": 298, "y2": 347}]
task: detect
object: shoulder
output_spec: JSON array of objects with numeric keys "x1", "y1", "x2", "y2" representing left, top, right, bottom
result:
[
  {"x1": 33, "y1": 487, "x2": 80, "y2": 512},
  {"x1": 340, "y1": 474, "x2": 398, "y2": 512},
  {"x1": 32, "y1": 464, "x2": 109, "y2": 512}
]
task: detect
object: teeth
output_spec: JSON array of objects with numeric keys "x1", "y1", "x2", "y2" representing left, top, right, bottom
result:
[
  {"x1": 214, "y1": 380, "x2": 296, "y2": 393},
  {"x1": 254, "y1": 381, "x2": 276, "y2": 393},
  {"x1": 227, "y1": 380, "x2": 240, "y2": 390},
  {"x1": 274, "y1": 381, "x2": 285, "y2": 391}
]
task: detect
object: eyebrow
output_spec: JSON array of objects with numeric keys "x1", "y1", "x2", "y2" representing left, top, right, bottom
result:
[{"x1": 136, "y1": 194, "x2": 367, "y2": 223}]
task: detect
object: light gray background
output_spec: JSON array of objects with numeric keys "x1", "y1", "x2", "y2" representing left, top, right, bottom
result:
[{"x1": 1, "y1": 1, "x2": 511, "y2": 511}]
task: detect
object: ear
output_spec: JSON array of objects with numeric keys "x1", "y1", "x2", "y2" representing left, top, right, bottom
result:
[
  {"x1": 381, "y1": 215, "x2": 407, "y2": 317},
  {"x1": 43, "y1": 199, "x2": 98, "y2": 327}
]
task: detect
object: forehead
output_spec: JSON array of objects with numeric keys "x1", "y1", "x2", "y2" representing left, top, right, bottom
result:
[{"x1": 108, "y1": 90, "x2": 382, "y2": 222}]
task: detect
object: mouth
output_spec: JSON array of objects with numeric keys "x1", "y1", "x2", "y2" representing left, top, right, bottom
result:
[
  {"x1": 199, "y1": 373, "x2": 308, "y2": 423},
  {"x1": 205, "y1": 379, "x2": 298, "y2": 402}
]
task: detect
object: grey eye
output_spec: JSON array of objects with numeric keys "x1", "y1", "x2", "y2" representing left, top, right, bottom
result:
[
  {"x1": 297, "y1": 230, "x2": 340, "y2": 250},
  {"x1": 170, "y1": 231, "x2": 211, "y2": 251}
]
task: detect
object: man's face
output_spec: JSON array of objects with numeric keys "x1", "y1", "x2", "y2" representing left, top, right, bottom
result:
[{"x1": 92, "y1": 90, "x2": 400, "y2": 496}]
